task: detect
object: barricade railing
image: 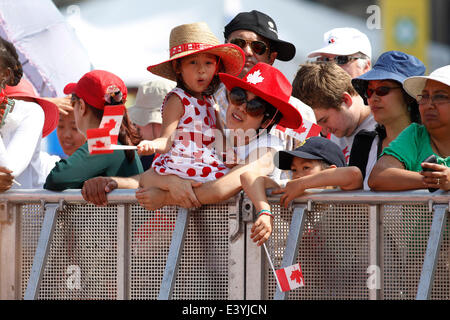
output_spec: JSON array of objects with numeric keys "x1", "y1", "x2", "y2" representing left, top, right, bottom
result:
[{"x1": 0, "y1": 189, "x2": 449, "y2": 300}]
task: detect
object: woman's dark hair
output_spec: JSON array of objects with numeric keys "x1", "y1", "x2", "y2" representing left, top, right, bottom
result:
[
  {"x1": 0, "y1": 37, "x2": 23, "y2": 86},
  {"x1": 259, "y1": 102, "x2": 283, "y2": 133},
  {"x1": 72, "y1": 93, "x2": 142, "y2": 163},
  {"x1": 375, "y1": 86, "x2": 421, "y2": 140},
  {"x1": 173, "y1": 55, "x2": 223, "y2": 97}
]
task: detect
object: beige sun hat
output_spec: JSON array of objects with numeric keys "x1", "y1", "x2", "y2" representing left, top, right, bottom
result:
[
  {"x1": 403, "y1": 65, "x2": 450, "y2": 98},
  {"x1": 128, "y1": 79, "x2": 176, "y2": 126},
  {"x1": 147, "y1": 22, "x2": 245, "y2": 81}
]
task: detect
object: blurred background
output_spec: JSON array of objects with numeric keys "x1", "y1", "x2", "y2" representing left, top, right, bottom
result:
[
  {"x1": 1, "y1": 0, "x2": 449, "y2": 156},
  {"x1": 50, "y1": 0, "x2": 449, "y2": 86}
]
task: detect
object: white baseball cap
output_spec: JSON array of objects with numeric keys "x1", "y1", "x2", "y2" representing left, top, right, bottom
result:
[
  {"x1": 307, "y1": 27, "x2": 372, "y2": 59},
  {"x1": 403, "y1": 65, "x2": 450, "y2": 98},
  {"x1": 128, "y1": 79, "x2": 176, "y2": 126}
]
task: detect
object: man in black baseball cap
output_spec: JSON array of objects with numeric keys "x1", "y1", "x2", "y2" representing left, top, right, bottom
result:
[
  {"x1": 224, "y1": 10, "x2": 296, "y2": 78},
  {"x1": 215, "y1": 10, "x2": 317, "y2": 152}
]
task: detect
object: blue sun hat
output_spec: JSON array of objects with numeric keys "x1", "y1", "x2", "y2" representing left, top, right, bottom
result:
[{"x1": 352, "y1": 50, "x2": 426, "y2": 102}]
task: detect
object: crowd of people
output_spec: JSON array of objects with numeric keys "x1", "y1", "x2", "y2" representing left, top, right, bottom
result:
[{"x1": 0, "y1": 10, "x2": 449, "y2": 247}]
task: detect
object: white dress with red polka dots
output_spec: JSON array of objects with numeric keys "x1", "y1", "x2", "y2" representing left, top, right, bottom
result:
[{"x1": 152, "y1": 87, "x2": 229, "y2": 182}]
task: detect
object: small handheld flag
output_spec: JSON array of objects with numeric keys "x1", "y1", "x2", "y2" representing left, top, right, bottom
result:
[
  {"x1": 87, "y1": 127, "x2": 137, "y2": 155},
  {"x1": 263, "y1": 243, "x2": 305, "y2": 292},
  {"x1": 275, "y1": 262, "x2": 305, "y2": 292},
  {"x1": 99, "y1": 105, "x2": 125, "y2": 144},
  {"x1": 272, "y1": 118, "x2": 322, "y2": 147}
]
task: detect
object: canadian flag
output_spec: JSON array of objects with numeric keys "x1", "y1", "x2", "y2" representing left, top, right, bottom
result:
[
  {"x1": 275, "y1": 262, "x2": 305, "y2": 292},
  {"x1": 99, "y1": 105, "x2": 125, "y2": 144},
  {"x1": 272, "y1": 119, "x2": 322, "y2": 146},
  {"x1": 87, "y1": 127, "x2": 114, "y2": 155}
]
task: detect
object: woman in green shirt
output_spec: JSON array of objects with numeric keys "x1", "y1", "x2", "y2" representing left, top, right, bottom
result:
[
  {"x1": 369, "y1": 65, "x2": 450, "y2": 192},
  {"x1": 44, "y1": 70, "x2": 143, "y2": 191}
]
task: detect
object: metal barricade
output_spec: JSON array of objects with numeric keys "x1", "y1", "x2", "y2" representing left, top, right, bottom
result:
[{"x1": 0, "y1": 189, "x2": 449, "y2": 300}]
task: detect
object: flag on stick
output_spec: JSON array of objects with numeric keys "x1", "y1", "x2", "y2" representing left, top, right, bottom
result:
[
  {"x1": 272, "y1": 118, "x2": 322, "y2": 147},
  {"x1": 99, "y1": 105, "x2": 125, "y2": 144},
  {"x1": 275, "y1": 263, "x2": 305, "y2": 292}
]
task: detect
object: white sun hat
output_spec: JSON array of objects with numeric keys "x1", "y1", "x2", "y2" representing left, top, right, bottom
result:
[{"x1": 403, "y1": 65, "x2": 450, "y2": 98}]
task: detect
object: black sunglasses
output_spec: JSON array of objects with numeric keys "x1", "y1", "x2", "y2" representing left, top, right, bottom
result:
[
  {"x1": 229, "y1": 87, "x2": 269, "y2": 117},
  {"x1": 229, "y1": 38, "x2": 268, "y2": 56},
  {"x1": 366, "y1": 86, "x2": 402, "y2": 99},
  {"x1": 317, "y1": 55, "x2": 360, "y2": 65}
]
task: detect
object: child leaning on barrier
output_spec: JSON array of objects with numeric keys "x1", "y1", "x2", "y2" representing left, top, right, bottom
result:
[{"x1": 240, "y1": 136, "x2": 363, "y2": 246}]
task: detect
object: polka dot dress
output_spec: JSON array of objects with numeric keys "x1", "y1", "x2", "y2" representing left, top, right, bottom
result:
[{"x1": 152, "y1": 88, "x2": 229, "y2": 182}]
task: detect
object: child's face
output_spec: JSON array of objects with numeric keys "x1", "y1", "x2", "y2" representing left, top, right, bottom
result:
[
  {"x1": 290, "y1": 157, "x2": 323, "y2": 179},
  {"x1": 57, "y1": 111, "x2": 86, "y2": 156},
  {"x1": 178, "y1": 53, "x2": 218, "y2": 97}
]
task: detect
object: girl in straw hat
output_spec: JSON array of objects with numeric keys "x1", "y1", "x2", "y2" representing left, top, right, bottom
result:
[{"x1": 138, "y1": 22, "x2": 245, "y2": 182}]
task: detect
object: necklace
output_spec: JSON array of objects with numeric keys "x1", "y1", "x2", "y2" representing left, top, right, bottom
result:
[
  {"x1": 430, "y1": 138, "x2": 446, "y2": 158},
  {"x1": 0, "y1": 89, "x2": 15, "y2": 128}
]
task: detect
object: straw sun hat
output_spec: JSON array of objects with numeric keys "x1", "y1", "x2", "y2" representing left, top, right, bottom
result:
[{"x1": 147, "y1": 22, "x2": 245, "y2": 81}]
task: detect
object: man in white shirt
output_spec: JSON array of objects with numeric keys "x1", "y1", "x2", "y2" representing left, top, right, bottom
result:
[
  {"x1": 292, "y1": 62, "x2": 376, "y2": 163},
  {"x1": 215, "y1": 10, "x2": 316, "y2": 150}
]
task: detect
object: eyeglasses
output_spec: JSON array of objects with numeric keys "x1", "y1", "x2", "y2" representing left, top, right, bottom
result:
[
  {"x1": 229, "y1": 38, "x2": 268, "y2": 56},
  {"x1": 366, "y1": 86, "x2": 402, "y2": 99},
  {"x1": 317, "y1": 55, "x2": 361, "y2": 65},
  {"x1": 229, "y1": 87, "x2": 269, "y2": 117},
  {"x1": 417, "y1": 94, "x2": 450, "y2": 105}
]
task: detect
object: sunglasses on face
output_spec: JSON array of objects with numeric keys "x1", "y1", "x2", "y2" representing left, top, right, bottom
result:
[
  {"x1": 365, "y1": 86, "x2": 402, "y2": 99},
  {"x1": 229, "y1": 38, "x2": 268, "y2": 56},
  {"x1": 317, "y1": 55, "x2": 360, "y2": 65},
  {"x1": 229, "y1": 87, "x2": 269, "y2": 117},
  {"x1": 417, "y1": 93, "x2": 450, "y2": 105}
]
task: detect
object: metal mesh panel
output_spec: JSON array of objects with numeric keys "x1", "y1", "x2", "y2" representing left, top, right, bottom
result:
[
  {"x1": 130, "y1": 203, "x2": 230, "y2": 300},
  {"x1": 130, "y1": 205, "x2": 177, "y2": 299},
  {"x1": 264, "y1": 203, "x2": 370, "y2": 300},
  {"x1": 21, "y1": 204, "x2": 119, "y2": 300},
  {"x1": 20, "y1": 204, "x2": 44, "y2": 298},
  {"x1": 382, "y1": 204, "x2": 450, "y2": 300}
]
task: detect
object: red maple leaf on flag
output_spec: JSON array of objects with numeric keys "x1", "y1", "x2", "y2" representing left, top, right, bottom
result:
[
  {"x1": 290, "y1": 269, "x2": 304, "y2": 285},
  {"x1": 293, "y1": 123, "x2": 307, "y2": 134},
  {"x1": 94, "y1": 140, "x2": 106, "y2": 148},
  {"x1": 103, "y1": 118, "x2": 117, "y2": 129}
]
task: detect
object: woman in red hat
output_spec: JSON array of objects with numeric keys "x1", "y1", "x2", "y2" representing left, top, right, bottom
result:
[{"x1": 0, "y1": 36, "x2": 60, "y2": 189}]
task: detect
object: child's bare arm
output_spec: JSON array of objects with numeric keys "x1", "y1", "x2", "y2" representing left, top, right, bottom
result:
[
  {"x1": 240, "y1": 170, "x2": 280, "y2": 247},
  {"x1": 274, "y1": 166, "x2": 363, "y2": 207},
  {"x1": 137, "y1": 95, "x2": 183, "y2": 155}
]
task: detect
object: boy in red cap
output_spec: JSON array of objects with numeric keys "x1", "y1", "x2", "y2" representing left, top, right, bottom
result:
[{"x1": 44, "y1": 70, "x2": 143, "y2": 191}]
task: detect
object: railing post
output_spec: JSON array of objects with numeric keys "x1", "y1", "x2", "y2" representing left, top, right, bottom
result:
[
  {"x1": 158, "y1": 208, "x2": 190, "y2": 300},
  {"x1": 273, "y1": 204, "x2": 308, "y2": 300},
  {"x1": 416, "y1": 204, "x2": 448, "y2": 300},
  {"x1": 24, "y1": 201, "x2": 64, "y2": 300},
  {"x1": 0, "y1": 202, "x2": 20, "y2": 300},
  {"x1": 368, "y1": 204, "x2": 381, "y2": 300},
  {"x1": 117, "y1": 204, "x2": 129, "y2": 300}
]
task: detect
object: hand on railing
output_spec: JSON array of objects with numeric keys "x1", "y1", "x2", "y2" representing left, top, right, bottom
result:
[
  {"x1": 81, "y1": 176, "x2": 118, "y2": 206},
  {"x1": 0, "y1": 166, "x2": 13, "y2": 192}
]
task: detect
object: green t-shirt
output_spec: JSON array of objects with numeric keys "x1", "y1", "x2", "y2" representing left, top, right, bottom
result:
[
  {"x1": 381, "y1": 123, "x2": 450, "y2": 172},
  {"x1": 44, "y1": 142, "x2": 143, "y2": 191}
]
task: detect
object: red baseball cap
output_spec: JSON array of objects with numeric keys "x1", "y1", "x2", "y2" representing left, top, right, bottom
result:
[
  {"x1": 219, "y1": 62, "x2": 302, "y2": 129},
  {"x1": 64, "y1": 70, "x2": 128, "y2": 110},
  {"x1": 5, "y1": 78, "x2": 59, "y2": 138}
]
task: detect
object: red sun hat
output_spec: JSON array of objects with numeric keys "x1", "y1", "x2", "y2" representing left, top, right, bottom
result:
[
  {"x1": 5, "y1": 78, "x2": 59, "y2": 138},
  {"x1": 64, "y1": 70, "x2": 128, "y2": 110},
  {"x1": 219, "y1": 62, "x2": 302, "y2": 129}
]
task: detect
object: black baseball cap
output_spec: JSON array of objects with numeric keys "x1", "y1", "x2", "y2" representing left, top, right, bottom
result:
[
  {"x1": 224, "y1": 10, "x2": 296, "y2": 61},
  {"x1": 274, "y1": 136, "x2": 346, "y2": 170}
]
